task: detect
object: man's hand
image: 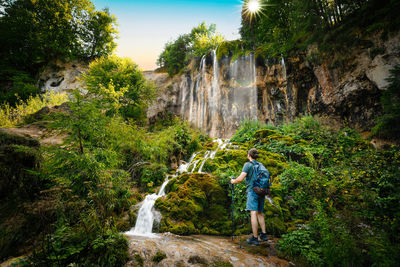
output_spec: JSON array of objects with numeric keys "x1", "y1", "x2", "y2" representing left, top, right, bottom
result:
[{"x1": 230, "y1": 178, "x2": 235, "y2": 184}]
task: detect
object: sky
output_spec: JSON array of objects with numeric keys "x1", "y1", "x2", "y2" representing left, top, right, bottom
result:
[{"x1": 92, "y1": 0, "x2": 243, "y2": 71}]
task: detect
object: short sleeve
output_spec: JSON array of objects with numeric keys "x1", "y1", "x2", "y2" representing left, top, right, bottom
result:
[{"x1": 242, "y1": 162, "x2": 252, "y2": 173}]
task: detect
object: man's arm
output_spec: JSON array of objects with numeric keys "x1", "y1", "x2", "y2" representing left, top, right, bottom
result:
[{"x1": 231, "y1": 172, "x2": 247, "y2": 184}]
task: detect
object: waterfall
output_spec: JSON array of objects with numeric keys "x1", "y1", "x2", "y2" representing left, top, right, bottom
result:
[
  {"x1": 180, "y1": 50, "x2": 258, "y2": 138},
  {"x1": 125, "y1": 178, "x2": 170, "y2": 238},
  {"x1": 281, "y1": 56, "x2": 287, "y2": 81},
  {"x1": 125, "y1": 150, "x2": 199, "y2": 238}
]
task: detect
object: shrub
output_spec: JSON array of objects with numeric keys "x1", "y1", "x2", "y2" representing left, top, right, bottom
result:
[{"x1": 0, "y1": 91, "x2": 68, "y2": 127}]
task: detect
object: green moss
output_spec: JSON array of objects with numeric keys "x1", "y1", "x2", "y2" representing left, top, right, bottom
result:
[
  {"x1": 132, "y1": 251, "x2": 144, "y2": 267},
  {"x1": 152, "y1": 250, "x2": 167, "y2": 263},
  {"x1": 155, "y1": 173, "x2": 229, "y2": 235},
  {"x1": 207, "y1": 260, "x2": 234, "y2": 267}
]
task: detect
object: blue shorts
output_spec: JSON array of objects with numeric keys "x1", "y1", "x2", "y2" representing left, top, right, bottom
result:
[{"x1": 246, "y1": 190, "x2": 265, "y2": 212}]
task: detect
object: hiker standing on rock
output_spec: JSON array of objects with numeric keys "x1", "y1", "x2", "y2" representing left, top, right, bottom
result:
[{"x1": 230, "y1": 148, "x2": 269, "y2": 246}]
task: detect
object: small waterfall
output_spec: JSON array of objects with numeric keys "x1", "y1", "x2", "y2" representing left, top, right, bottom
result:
[
  {"x1": 281, "y1": 56, "x2": 287, "y2": 81},
  {"x1": 177, "y1": 152, "x2": 199, "y2": 174},
  {"x1": 198, "y1": 139, "x2": 230, "y2": 173},
  {"x1": 125, "y1": 178, "x2": 170, "y2": 238},
  {"x1": 125, "y1": 150, "x2": 200, "y2": 238}
]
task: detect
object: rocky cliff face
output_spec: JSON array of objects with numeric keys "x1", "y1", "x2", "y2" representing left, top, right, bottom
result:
[
  {"x1": 38, "y1": 60, "x2": 88, "y2": 94},
  {"x1": 146, "y1": 32, "x2": 400, "y2": 137}
]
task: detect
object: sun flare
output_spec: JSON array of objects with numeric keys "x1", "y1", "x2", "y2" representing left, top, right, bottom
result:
[{"x1": 242, "y1": 0, "x2": 265, "y2": 22}]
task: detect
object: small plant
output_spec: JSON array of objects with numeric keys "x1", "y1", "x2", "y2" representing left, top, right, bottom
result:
[{"x1": 152, "y1": 250, "x2": 167, "y2": 263}]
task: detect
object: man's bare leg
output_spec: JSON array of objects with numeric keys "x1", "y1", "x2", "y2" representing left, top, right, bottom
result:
[
  {"x1": 250, "y1": 211, "x2": 259, "y2": 237},
  {"x1": 257, "y1": 211, "x2": 266, "y2": 233}
]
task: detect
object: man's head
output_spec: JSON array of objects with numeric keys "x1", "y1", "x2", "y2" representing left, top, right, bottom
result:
[{"x1": 248, "y1": 148, "x2": 259, "y2": 160}]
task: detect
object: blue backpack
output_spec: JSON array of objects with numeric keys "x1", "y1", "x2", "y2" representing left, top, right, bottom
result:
[{"x1": 251, "y1": 161, "x2": 271, "y2": 196}]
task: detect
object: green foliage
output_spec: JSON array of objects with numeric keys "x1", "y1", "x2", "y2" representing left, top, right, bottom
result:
[
  {"x1": 372, "y1": 64, "x2": 400, "y2": 139},
  {"x1": 0, "y1": 91, "x2": 68, "y2": 128},
  {"x1": 82, "y1": 56, "x2": 156, "y2": 122},
  {"x1": 277, "y1": 227, "x2": 323, "y2": 266},
  {"x1": 0, "y1": 0, "x2": 117, "y2": 73},
  {"x1": 157, "y1": 22, "x2": 225, "y2": 76},
  {"x1": 0, "y1": 0, "x2": 118, "y2": 105},
  {"x1": 31, "y1": 222, "x2": 129, "y2": 266},
  {"x1": 230, "y1": 119, "x2": 273, "y2": 143},
  {"x1": 216, "y1": 40, "x2": 246, "y2": 61},
  {"x1": 0, "y1": 70, "x2": 39, "y2": 106},
  {"x1": 240, "y1": 0, "x2": 400, "y2": 58}
]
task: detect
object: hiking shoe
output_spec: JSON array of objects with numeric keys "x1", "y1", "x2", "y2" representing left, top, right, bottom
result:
[
  {"x1": 246, "y1": 235, "x2": 259, "y2": 246},
  {"x1": 259, "y1": 232, "x2": 269, "y2": 241}
]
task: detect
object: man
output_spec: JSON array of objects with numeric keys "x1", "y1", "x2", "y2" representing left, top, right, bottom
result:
[{"x1": 230, "y1": 148, "x2": 268, "y2": 246}]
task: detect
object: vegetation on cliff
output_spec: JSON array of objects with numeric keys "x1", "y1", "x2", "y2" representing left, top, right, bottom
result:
[
  {"x1": 156, "y1": 22, "x2": 225, "y2": 76},
  {"x1": 372, "y1": 64, "x2": 400, "y2": 140},
  {"x1": 240, "y1": 0, "x2": 400, "y2": 58}
]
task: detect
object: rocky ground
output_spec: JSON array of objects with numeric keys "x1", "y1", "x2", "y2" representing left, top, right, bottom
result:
[{"x1": 125, "y1": 233, "x2": 290, "y2": 267}]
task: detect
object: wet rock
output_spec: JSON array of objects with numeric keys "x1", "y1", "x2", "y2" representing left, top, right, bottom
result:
[
  {"x1": 188, "y1": 255, "x2": 208, "y2": 264},
  {"x1": 125, "y1": 234, "x2": 289, "y2": 267}
]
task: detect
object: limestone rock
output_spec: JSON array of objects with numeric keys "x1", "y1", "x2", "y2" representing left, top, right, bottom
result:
[{"x1": 38, "y1": 60, "x2": 88, "y2": 94}]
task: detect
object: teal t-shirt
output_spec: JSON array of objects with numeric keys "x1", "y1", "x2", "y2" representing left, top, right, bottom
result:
[{"x1": 242, "y1": 160, "x2": 257, "y2": 192}]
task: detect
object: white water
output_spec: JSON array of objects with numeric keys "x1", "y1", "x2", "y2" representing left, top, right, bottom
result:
[
  {"x1": 281, "y1": 56, "x2": 287, "y2": 81},
  {"x1": 181, "y1": 50, "x2": 258, "y2": 138},
  {"x1": 125, "y1": 177, "x2": 170, "y2": 238}
]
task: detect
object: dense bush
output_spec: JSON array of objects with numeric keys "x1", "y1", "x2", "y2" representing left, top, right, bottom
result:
[{"x1": 229, "y1": 116, "x2": 400, "y2": 266}]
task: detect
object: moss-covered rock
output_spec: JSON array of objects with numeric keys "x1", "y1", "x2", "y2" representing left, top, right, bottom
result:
[
  {"x1": 152, "y1": 250, "x2": 167, "y2": 263},
  {"x1": 155, "y1": 173, "x2": 230, "y2": 235}
]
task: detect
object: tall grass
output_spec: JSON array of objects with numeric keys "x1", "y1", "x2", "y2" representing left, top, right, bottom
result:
[{"x1": 0, "y1": 91, "x2": 68, "y2": 127}]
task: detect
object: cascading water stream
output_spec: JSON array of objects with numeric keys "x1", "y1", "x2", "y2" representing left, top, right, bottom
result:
[
  {"x1": 125, "y1": 178, "x2": 170, "y2": 238},
  {"x1": 281, "y1": 56, "x2": 287, "y2": 81}
]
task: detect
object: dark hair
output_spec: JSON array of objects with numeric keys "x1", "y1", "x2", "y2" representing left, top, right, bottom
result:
[{"x1": 248, "y1": 148, "x2": 259, "y2": 159}]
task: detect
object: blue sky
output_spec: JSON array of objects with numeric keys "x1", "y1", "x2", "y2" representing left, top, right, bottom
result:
[{"x1": 92, "y1": 0, "x2": 243, "y2": 70}]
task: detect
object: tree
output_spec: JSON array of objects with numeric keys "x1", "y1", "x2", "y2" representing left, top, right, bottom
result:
[
  {"x1": 0, "y1": 0, "x2": 118, "y2": 104},
  {"x1": 82, "y1": 56, "x2": 156, "y2": 122},
  {"x1": 157, "y1": 22, "x2": 225, "y2": 76}
]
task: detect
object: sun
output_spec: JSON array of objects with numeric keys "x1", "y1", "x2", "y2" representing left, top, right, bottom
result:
[
  {"x1": 248, "y1": 0, "x2": 261, "y2": 13},
  {"x1": 242, "y1": 0, "x2": 265, "y2": 22}
]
